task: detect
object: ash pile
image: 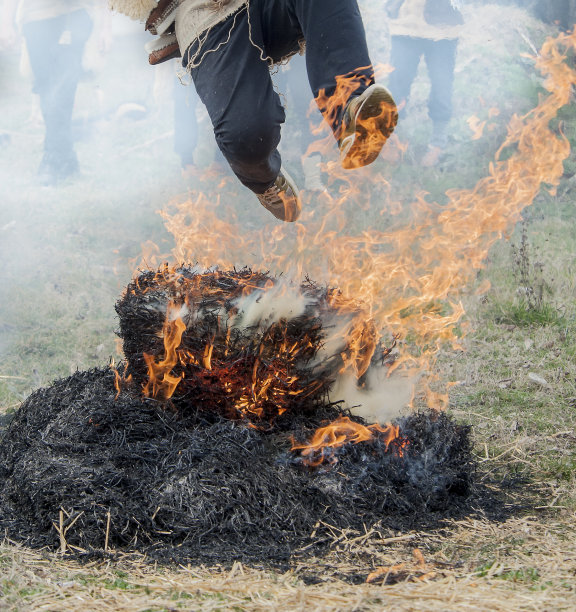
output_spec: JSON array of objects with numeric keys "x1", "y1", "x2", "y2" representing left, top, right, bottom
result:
[{"x1": 0, "y1": 267, "x2": 475, "y2": 565}]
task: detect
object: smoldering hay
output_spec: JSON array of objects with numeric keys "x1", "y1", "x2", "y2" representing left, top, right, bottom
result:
[
  {"x1": 0, "y1": 266, "x2": 474, "y2": 564},
  {"x1": 114, "y1": 265, "x2": 409, "y2": 424}
]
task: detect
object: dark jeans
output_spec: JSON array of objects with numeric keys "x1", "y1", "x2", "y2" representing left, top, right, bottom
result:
[
  {"x1": 22, "y1": 9, "x2": 93, "y2": 173},
  {"x1": 388, "y1": 35, "x2": 457, "y2": 147},
  {"x1": 184, "y1": 0, "x2": 373, "y2": 193}
]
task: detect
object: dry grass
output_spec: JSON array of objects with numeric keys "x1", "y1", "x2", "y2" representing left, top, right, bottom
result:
[{"x1": 2, "y1": 513, "x2": 576, "y2": 611}]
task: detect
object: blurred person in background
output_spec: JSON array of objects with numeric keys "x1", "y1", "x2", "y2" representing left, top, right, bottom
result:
[
  {"x1": 151, "y1": 59, "x2": 200, "y2": 171},
  {"x1": 173, "y1": 71, "x2": 199, "y2": 171},
  {"x1": 386, "y1": 0, "x2": 464, "y2": 167},
  {"x1": 0, "y1": 0, "x2": 97, "y2": 185},
  {"x1": 150, "y1": 58, "x2": 227, "y2": 175},
  {"x1": 171, "y1": 67, "x2": 227, "y2": 174}
]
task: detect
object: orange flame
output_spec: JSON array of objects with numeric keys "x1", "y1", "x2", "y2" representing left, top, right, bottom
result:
[
  {"x1": 291, "y1": 416, "x2": 405, "y2": 467},
  {"x1": 112, "y1": 361, "x2": 132, "y2": 398},
  {"x1": 467, "y1": 115, "x2": 487, "y2": 140},
  {"x1": 143, "y1": 302, "x2": 187, "y2": 400},
  {"x1": 133, "y1": 30, "x2": 575, "y2": 436}
]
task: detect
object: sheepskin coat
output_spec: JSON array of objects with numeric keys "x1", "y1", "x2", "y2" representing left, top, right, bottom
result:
[
  {"x1": 109, "y1": 0, "x2": 247, "y2": 56},
  {"x1": 176, "y1": 0, "x2": 247, "y2": 56}
]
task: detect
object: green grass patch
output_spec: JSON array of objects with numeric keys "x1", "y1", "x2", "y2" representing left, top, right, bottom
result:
[
  {"x1": 475, "y1": 563, "x2": 541, "y2": 583},
  {"x1": 488, "y1": 300, "x2": 563, "y2": 328}
]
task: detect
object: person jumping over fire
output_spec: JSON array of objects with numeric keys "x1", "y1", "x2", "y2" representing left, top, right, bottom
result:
[{"x1": 109, "y1": 0, "x2": 398, "y2": 222}]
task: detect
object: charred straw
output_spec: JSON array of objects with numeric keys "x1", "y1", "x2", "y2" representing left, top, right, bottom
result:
[
  {"x1": 0, "y1": 369, "x2": 474, "y2": 565},
  {"x1": 115, "y1": 266, "x2": 376, "y2": 425},
  {"x1": 0, "y1": 265, "x2": 476, "y2": 566}
]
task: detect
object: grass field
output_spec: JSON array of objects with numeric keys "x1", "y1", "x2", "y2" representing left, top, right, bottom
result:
[{"x1": 1, "y1": 4, "x2": 576, "y2": 610}]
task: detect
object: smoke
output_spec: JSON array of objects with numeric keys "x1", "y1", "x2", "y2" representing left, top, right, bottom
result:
[
  {"x1": 333, "y1": 369, "x2": 418, "y2": 424},
  {"x1": 0, "y1": 2, "x2": 567, "y2": 413},
  {"x1": 232, "y1": 280, "x2": 313, "y2": 330},
  {"x1": 167, "y1": 302, "x2": 190, "y2": 322},
  {"x1": 0, "y1": 11, "x2": 192, "y2": 387},
  {"x1": 232, "y1": 278, "x2": 416, "y2": 422}
]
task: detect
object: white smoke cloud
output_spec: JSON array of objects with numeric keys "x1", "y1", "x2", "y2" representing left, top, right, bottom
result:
[
  {"x1": 232, "y1": 280, "x2": 313, "y2": 330},
  {"x1": 331, "y1": 368, "x2": 418, "y2": 424}
]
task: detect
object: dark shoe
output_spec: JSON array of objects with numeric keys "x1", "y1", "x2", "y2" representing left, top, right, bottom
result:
[
  {"x1": 256, "y1": 168, "x2": 302, "y2": 222},
  {"x1": 340, "y1": 84, "x2": 398, "y2": 170},
  {"x1": 37, "y1": 154, "x2": 79, "y2": 186}
]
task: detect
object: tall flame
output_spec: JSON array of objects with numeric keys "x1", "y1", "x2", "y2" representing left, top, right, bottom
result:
[
  {"x1": 142, "y1": 301, "x2": 187, "y2": 400},
  {"x1": 128, "y1": 31, "x2": 576, "y2": 462}
]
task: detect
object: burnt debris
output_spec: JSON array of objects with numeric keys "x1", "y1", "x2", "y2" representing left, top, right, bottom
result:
[
  {"x1": 0, "y1": 368, "x2": 473, "y2": 565},
  {"x1": 0, "y1": 267, "x2": 475, "y2": 565}
]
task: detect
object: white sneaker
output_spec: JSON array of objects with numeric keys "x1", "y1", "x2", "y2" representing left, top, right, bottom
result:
[
  {"x1": 256, "y1": 167, "x2": 302, "y2": 222},
  {"x1": 339, "y1": 83, "x2": 398, "y2": 170}
]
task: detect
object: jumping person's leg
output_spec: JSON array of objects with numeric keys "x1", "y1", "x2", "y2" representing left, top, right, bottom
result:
[
  {"x1": 270, "y1": 0, "x2": 398, "y2": 168},
  {"x1": 185, "y1": 7, "x2": 301, "y2": 221},
  {"x1": 184, "y1": 0, "x2": 395, "y2": 221},
  {"x1": 187, "y1": 9, "x2": 283, "y2": 194}
]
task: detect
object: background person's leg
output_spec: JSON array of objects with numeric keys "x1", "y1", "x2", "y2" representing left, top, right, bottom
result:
[
  {"x1": 388, "y1": 35, "x2": 423, "y2": 119},
  {"x1": 23, "y1": 10, "x2": 92, "y2": 183},
  {"x1": 248, "y1": 0, "x2": 376, "y2": 135},
  {"x1": 23, "y1": 15, "x2": 67, "y2": 180},
  {"x1": 283, "y1": 54, "x2": 326, "y2": 191},
  {"x1": 284, "y1": 54, "x2": 319, "y2": 155},
  {"x1": 56, "y1": 10, "x2": 92, "y2": 174},
  {"x1": 173, "y1": 74, "x2": 198, "y2": 168},
  {"x1": 425, "y1": 37, "x2": 458, "y2": 149}
]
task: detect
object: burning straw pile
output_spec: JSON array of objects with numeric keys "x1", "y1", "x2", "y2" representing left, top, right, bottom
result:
[
  {"x1": 114, "y1": 265, "x2": 380, "y2": 425},
  {"x1": 0, "y1": 267, "x2": 474, "y2": 565}
]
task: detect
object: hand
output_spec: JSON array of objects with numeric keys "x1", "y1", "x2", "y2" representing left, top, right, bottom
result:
[{"x1": 97, "y1": 29, "x2": 113, "y2": 54}]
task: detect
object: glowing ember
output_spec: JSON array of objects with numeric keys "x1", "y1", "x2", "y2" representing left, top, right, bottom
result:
[{"x1": 115, "y1": 266, "x2": 387, "y2": 428}]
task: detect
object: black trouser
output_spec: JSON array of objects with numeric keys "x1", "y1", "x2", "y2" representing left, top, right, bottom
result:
[
  {"x1": 22, "y1": 9, "x2": 93, "y2": 173},
  {"x1": 185, "y1": 0, "x2": 373, "y2": 193}
]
